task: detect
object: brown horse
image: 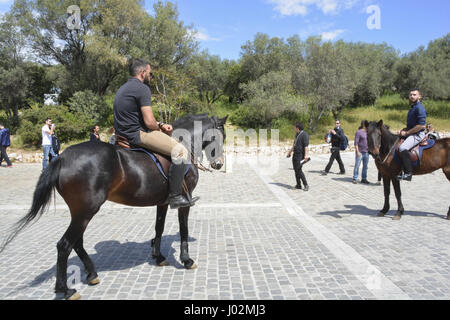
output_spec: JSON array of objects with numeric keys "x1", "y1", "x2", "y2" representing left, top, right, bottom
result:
[
  {"x1": 0, "y1": 114, "x2": 228, "y2": 300},
  {"x1": 367, "y1": 120, "x2": 450, "y2": 220}
]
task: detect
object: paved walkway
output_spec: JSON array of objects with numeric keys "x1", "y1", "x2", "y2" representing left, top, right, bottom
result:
[{"x1": 0, "y1": 151, "x2": 449, "y2": 300}]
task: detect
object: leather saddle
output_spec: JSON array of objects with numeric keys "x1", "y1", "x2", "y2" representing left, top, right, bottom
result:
[
  {"x1": 395, "y1": 135, "x2": 434, "y2": 164},
  {"x1": 115, "y1": 134, "x2": 172, "y2": 179}
]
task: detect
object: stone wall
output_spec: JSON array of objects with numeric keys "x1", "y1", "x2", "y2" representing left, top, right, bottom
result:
[{"x1": 5, "y1": 132, "x2": 450, "y2": 163}]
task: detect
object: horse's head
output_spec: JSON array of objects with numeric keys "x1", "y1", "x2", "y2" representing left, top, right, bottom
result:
[
  {"x1": 172, "y1": 114, "x2": 228, "y2": 170},
  {"x1": 203, "y1": 115, "x2": 228, "y2": 170},
  {"x1": 367, "y1": 119, "x2": 395, "y2": 163}
]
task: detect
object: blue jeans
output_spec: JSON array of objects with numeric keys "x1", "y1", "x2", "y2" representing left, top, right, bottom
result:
[
  {"x1": 353, "y1": 152, "x2": 369, "y2": 180},
  {"x1": 43, "y1": 144, "x2": 58, "y2": 170}
]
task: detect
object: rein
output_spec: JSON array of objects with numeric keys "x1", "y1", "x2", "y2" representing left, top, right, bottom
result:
[
  {"x1": 188, "y1": 151, "x2": 213, "y2": 173},
  {"x1": 381, "y1": 137, "x2": 400, "y2": 165}
]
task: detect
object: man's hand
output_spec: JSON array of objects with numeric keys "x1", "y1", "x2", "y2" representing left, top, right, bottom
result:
[
  {"x1": 399, "y1": 130, "x2": 407, "y2": 137},
  {"x1": 330, "y1": 129, "x2": 336, "y2": 135},
  {"x1": 161, "y1": 124, "x2": 173, "y2": 133}
]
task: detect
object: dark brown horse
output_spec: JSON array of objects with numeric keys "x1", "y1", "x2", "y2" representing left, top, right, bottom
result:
[
  {"x1": 367, "y1": 120, "x2": 450, "y2": 220},
  {"x1": 0, "y1": 114, "x2": 228, "y2": 300}
]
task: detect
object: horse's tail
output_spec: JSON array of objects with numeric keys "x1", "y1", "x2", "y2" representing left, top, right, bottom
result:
[{"x1": 0, "y1": 157, "x2": 62, "y2": 254}]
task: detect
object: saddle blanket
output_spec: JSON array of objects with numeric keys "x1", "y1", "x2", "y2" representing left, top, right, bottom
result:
[
  {"x1": 129, "y1": 148, "x2": 190, "y2": 180},
  {"x1": 393, "y1": 139, "x2": 436, "y2": 167}
]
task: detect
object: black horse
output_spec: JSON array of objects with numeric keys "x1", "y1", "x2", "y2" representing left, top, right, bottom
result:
[
  {"x1": 367, "y1": 120, "x2": 450, "y2": 220},
  {"x1": 0, "y1": 114, "x2": 228, "y2": 300}
]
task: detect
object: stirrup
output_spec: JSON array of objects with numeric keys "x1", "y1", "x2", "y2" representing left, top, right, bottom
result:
[
  {"x1": 184, "y1": 191, "x2": 199, "y2": 206},
  {"x1": 169, "y1": 195, "x2": 192, "y2": 209},
  {"x1": 396, "y1": 172, "x2": 412, "y2": 181}
]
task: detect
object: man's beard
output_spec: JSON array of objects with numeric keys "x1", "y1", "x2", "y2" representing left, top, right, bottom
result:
[{"x1": 143, "y1": 75, "x2": 151, "y2": 86}]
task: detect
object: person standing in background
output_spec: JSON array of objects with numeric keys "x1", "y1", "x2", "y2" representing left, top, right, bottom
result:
[
  {"x1": 353, "y1": 120, "x2": 370, "y2": 184},
  {"x1": 425, "y1": 123, "x2": 440, "y2": 140},
  {"x1": 0, "y1": 123, "x2": 12, "y2": 168},
  {"x1": 322, "y1": 120, "x2": 346, "y2": 175},
  {"x1": 90, "y1": 125, "x2": 101, "y2": 142},
  {"x1": 42, "y1": 118, "x2": 57, "y2": 170},
  {"x1": 108, "y1": 127, "x2": 116, "y2": 145},
  {"x1": 287, "y1": 122, "x2": 310, "y2": 191}
]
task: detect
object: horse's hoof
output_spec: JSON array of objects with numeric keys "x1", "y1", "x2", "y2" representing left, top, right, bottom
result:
[
  {"x1": 183, "y1": 259, "x2": 197, "y2": 270},
  {"x1": 377, "y1": 212, "x2": 386, "y2": 217},
  {"x1": 88, "y1": 277, "x2": 100, "y2": 286},
  {"x1": 67, "y1": 292, "x2": 81, "y2": 300},
  {"x1": 157, "y1": 260, "x2": 169, "y2": 267},
  {"x1": 65, "y1": 289, "x2": 81, "y2": 300},
  {"x1": 86, "y1": 272, "x2": 100, "y2": 286},
  {"x1": 186, "y1": 263, "x2": 197, "y2": 270},
  {"x1": 392, "y1": 215, "x2": 402, "y2": 221}
]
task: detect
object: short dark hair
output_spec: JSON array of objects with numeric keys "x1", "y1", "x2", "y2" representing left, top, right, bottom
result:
[
  {"x1": 359, "y1": 120, "x2": 369, "y2": 130},
  {"x1": 410, "y1": 88, "x2": 421, "y2": 94},
  {"x1": 295, "y1": 122, "x2": 304, "y2": 131},
  {"x1": 129, "y1": 59, "x2": 150, "y2": 76}
]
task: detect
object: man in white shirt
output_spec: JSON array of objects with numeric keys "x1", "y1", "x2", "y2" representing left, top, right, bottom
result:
[{"x1": 42, "y1": 117, "x2": 58, "y2": 170}]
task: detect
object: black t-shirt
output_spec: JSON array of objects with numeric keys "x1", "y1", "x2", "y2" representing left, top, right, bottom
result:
[
  {"x1": 113, "y1": 78, "x2": 152, "y2": 145},
  {"x1": 293, "y1": 130, "x2": 309, "y2": 156}
]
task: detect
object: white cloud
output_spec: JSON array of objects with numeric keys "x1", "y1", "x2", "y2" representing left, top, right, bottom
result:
[
  {"x1": 269, "y1": 0, "x2": 309, "y2": 16},
  {"x1": 189, "y1": 29, "x2": 220, "y2": 42},
  {"x1": 321, "y1": 29, "x2": 345, "y2": 40},
  {"x1": 0, "y1": 0, "x2": 12, "y2": 3},
  {"x1": 268, "y1": 0, "x2": 360, "y2": 16}
]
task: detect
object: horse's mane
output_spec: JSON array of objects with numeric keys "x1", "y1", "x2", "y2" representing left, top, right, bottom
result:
[
  {"x1": 187, "y1": 113, "x2": 210, "y2": 120},
  {"x1": 172, "y1": 113, "x2": 210, "y2": 127},
  {"x1": 368, "y1": 121, "x2": 399, "y2": 157}
]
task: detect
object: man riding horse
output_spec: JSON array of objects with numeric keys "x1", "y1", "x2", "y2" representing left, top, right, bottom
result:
[
  {"x1": 113, "y1": 59, "x2": 197, "y2": 209},
  {"x1": 397, "y1": 88, "x2": 428, "y2": 181}
]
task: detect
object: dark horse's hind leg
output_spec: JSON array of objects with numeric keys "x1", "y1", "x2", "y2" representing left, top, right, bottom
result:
[
  {"x1": 151, "y1": 205, "x2": 170, "y2": 266},
  {"x1": 73, "y1": 237, "x2": 99, "y2": 285},
  {"x1": 178, "y1": 206, "x2": 197, "y2": 270},
  {"x1": 444, "y1": 167, "x2": 450, "y2": 220},
  {"x1": 392, "y1": 178, "x2": 404, "y2": 220},
  {"x1": 378, "y1": 176, "x2": 391, "y2": 217},
  {"x1": 55, "y1": 216, "x2": 94, "y2": 300}
]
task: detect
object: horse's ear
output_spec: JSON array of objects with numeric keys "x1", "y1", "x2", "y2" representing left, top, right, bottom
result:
[
  {"x1": 220, "y1": 115, "x2": 229, "y2": 124},
  {"x1": 377, "y1": 120, "x2": 383, "y2": 128}
]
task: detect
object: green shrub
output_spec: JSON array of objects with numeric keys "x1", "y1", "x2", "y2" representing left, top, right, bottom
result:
[
  {"x1": 374, "y1": 94, "x2": 450, "y2": 119},
  {"x1": 67, "y1": 90, "x2": 110, "y2": 124},
  {"x1": 230, "y1": 105, "x2": 265, "y2": 129},
  {"x1": 17, "y1": 104, "x2": 94, "y2": 145}
]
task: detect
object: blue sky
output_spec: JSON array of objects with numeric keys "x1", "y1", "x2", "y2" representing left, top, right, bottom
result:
[
  {"x1": 148, "y1": 0, "x2": 450, "y2": 60},
  {"x1": 1, "y1": 0, "x2": 449, "y2": 61}
]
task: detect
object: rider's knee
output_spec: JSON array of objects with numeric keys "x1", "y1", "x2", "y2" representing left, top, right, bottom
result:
[{"x1": 171, "y1": 143, "x2": 189, "y2": 164}]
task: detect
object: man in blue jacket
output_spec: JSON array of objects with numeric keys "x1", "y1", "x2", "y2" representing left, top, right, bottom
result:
[
  {"x1": 397, "y1": 88, "x2": 427, "y2": 181},
  {"x1": 0, "y1": 123, "x2": 12, "y2": 168}
]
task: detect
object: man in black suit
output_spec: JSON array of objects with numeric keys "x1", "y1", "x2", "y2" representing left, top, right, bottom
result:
[{"x1": 287, "y1": 122, "x2": 310, "y2": 191}]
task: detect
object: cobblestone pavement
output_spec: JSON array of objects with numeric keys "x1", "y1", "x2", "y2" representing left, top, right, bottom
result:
[{"x1": 0, "y1": 151, "x2": 449, "y2": 300}]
